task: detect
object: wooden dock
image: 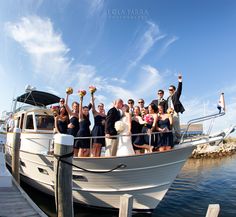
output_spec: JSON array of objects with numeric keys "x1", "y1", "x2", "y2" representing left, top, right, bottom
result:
[
  {"x1": 1, "y1": 139, "x2": 47, "y2": 217},
  {"x1": 0, "y1": 177, "x2": 47, "y2": 217}
]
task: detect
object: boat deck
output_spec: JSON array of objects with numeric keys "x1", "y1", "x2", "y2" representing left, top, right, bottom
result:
[{"x1": 0, "y1": 178, "x2": 47, "y2": 217}]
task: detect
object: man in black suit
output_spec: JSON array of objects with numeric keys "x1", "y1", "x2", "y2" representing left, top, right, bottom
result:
[
  {"x1": 105, "y1": 98, "x2": 123, "y2": 156},
  {"x1": 151, "y1": 89, "x2": 167, "y2": 113},
  {"x1": 128, "y1": 99, "x2": 134, "y2": 116},
  {"x1": 167, "y1": 74, "x2": 185, "y2": 142}
]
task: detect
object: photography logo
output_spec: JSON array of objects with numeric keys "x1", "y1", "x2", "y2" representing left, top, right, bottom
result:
[{"x1": 107, "y1": 8, "x2": 149, "y2": 20}]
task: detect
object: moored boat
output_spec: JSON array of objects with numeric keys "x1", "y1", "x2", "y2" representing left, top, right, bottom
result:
[{"x1": 4, "y1": 88, "x2": 230, "y2": 211}]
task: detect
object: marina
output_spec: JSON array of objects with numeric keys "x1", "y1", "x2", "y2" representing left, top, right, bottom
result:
[
  {"x1": 3, "y1": 89, "x2": 231, "y2": 214},
  {"x1": 1, "y1": 1, "x2": 236, "y2": 217}
]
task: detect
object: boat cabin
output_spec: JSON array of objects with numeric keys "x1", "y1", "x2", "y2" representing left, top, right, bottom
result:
[{"x1": 6, "y1": 90, "x2": 60, "y2": 154}]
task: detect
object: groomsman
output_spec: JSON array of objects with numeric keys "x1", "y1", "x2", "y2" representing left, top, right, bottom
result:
[
  {"x1": 167, "y1": 74, "x2": 185, "y2": 142},
  {"x1": 151, "y1": 89, "x2": 167, "y2": 113},
  {"x1": 105, "y1": 99, "x2": 123, "y2": 156},
  {"x1": 128, "y1": 99, "x2": 135, "y2": 116}
]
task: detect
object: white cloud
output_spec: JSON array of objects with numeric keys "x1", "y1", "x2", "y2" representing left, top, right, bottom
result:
[
  {"x1": 88, "y1": 0, "x2": 105, "y2": 15},
  {"x1": 127, "y1": 21, "x2": 166, "y2": 70},
  {"x1": 111, "y1": 77, "x2": 126, "y2": 84},
  {"x1": 160, "y1": 36, "x2": 178, "y2": 56},
  {"x1": 138, "y1": 65, "x2": 162, "y2": 94},
  {"x1": 5, "y1": 16, "x2": 70, "y2": 83}
]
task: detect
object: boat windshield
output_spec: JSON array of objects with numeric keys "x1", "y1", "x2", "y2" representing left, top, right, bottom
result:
[{"x1": 35, "y1": 114, "x2": 54, "y2": 131}]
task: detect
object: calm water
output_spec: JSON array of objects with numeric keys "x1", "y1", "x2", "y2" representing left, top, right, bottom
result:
[{"x1": 22, "y1": 154, "x2": 236, "y2": 217}]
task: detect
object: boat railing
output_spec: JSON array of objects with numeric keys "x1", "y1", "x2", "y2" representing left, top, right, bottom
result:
[
  {"x1": 180, "y1": 111, "x2": 225, "y2": 144},
  {"x1": 73, "y1": 130, "x2": 174, "y2": 156},
  {"x1": 6, "y1": 130, "x2": 174, "y2": 156},
  {"x1": 5, "y1": 112, "x2": 226, "y2": 156}
]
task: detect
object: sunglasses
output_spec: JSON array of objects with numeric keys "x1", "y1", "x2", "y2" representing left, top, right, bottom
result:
[
  {"x1": 158, "y1": 92, "x2": 163, "y2": 95},
  {"x1": 128, "y1": 102, "x2": 134, "y2": 104},
  {"x1": 60, "y1": 100, "x2": 65, "y2": 102},
  {"x1": 138, "y1": 101, "x2": 144, "y2": 103},
  {"x1": 169, "y1": 89, "x2": 174, "y2": 91}
]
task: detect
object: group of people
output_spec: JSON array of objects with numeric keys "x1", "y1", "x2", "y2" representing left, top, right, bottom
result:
[{"x1": 54, "y1": 74, "x2": 185, "y2": 157}]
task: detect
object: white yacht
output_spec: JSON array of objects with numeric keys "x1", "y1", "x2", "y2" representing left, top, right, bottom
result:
[{"x1": 4, "y1": 89, "x2": 229, "y2": 211}]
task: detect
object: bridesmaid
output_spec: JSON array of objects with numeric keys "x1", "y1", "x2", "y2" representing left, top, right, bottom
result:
[
  {"x1": 133, "y1": 103, "x2": 158, "y2": 153},
  {"x1": 156, "y1": 105, "x2": 174, "y2": 151},
  {"x1": 65, "y1": 91, "x2": 80, "y2": 156},
  {"x1": 131, "y1": 106, "x2": 143, "y2": 154},
  {"x1": 54, "y1": 106, "x2": 69, "y2": 134},
  {"x1": 91, "y1": 94, "x2": 106, "y2": 157},
  {"x1": 75, "y1": 93, "x2": 91, "y2": 157}
]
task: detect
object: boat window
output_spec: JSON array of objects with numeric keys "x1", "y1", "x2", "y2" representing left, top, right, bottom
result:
[
  {"x1": 20, "y1": 114, "x2": 24, "y2": 129},
  {"x1": 35, "y1": 114, "x2": 54, "y2": 130},
  {"x1": 26, "y1": 114, "x2": 34, "y2": 129},
  {"x1": 16, "y1": 117, "x2": 20, "y2": 128}
]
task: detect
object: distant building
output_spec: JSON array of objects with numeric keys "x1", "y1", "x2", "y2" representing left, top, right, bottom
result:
[{"x1": 181, "y1": 124, "x2": 203, "y2": 136}]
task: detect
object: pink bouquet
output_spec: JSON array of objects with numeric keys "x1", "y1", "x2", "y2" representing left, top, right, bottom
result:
[
  {"x1": 78, "y1": 90, "x2": 87, "y2": 98},
  {"x1": 89, "y1": 85, "x2": 97, "y2": 94},
  {"x1": 143, "y1": 114, "x2": 154, "y2": 124},
  {"x1": 66, "y1": 87, "x2": 73, "y2": 95}
]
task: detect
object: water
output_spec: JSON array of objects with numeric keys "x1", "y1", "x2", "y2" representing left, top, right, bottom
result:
[{"x1": 22, "y1": 154, "x2": 236, "y2": 217}]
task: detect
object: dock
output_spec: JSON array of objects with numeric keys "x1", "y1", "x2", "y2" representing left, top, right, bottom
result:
[
  {"x1": 0, "y1": 142, "x2": 47, "y2": 217},
  {"x1": 0, "y1": 178, "x2": 47, "y2": 217}
]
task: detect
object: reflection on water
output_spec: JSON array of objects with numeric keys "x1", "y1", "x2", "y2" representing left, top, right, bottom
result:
[
  {"x1": 154, "y1": 154, "x2": 236, "y2": 217},
  {"x1": 22, "y1": 154, "x2": 236, "y2": 217}
]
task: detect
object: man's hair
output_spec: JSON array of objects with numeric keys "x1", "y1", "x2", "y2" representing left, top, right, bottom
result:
[
  {"x1": 128, "y1": 99, "x2": 134, "y2": 104},
  {"x1": 169, "y1": 85, "x2": 176, "y2": 91}
]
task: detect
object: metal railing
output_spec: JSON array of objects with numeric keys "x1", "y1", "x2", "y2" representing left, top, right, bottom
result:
[
  {"x1": 180, "y1": 112, "x2": 225, "y2": 143},
  {"x1": 5, "y1": 130, "x2": 174, "y2": 156}
]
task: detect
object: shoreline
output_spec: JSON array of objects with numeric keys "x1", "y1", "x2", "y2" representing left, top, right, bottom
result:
[{"x1": 191, "y1": 139, "x2": 236, "y2": 158}]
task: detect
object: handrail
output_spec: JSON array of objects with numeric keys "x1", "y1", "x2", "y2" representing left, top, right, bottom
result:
[
  {"x1": 180, "y1": 112, "x2": 225, "y2": 143},
  {"x1": 5, "y1": 130, "x2": 174, "y2": 156}
]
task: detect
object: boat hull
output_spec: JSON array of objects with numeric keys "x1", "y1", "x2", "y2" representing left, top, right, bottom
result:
[{"x1": 5, "y1": 144, "x2": 194, "y2": 211}]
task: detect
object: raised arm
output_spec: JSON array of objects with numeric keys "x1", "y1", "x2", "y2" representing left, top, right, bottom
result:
[
  {"x1": 65, "y1": 94, "x2": 73, "y2": 117},
  {"x1": 79, "y1": 97, "x2": 83, "y2": 121},
  {"x1": 176, "y1": 73, "x2": 183, "y2": 99},
  {"x1": 91, "y1": 94, "x2": 98, "y2": 115}
]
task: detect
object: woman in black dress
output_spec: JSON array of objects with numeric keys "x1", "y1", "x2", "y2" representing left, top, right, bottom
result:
[
  {"x1": 133, "y1": 103, "x2": 158, "y2": 153},
  {"x1": 54, "y1": 106, "x2": 69, "y2": 134},
  {"x1": 75, "y1": 96, "x2": 91, "y2": 157},
  {"x1": 65, "y1": 93, "x2": 80, "y2": 156},
  {"x1": 156, "y1": 105, "x2": 173, "y2": 151},
  {"x1": 131, "y1": 106, "x2": 143, "y2": 154},
  {"x1": 91, "y1": 94, "x2": 106, "y2": 157}
]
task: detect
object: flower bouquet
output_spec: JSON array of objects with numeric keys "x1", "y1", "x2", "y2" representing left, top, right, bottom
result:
[
  {"x1": 115, "y1": 120, "x2": 125, "y2": 134},
  {"x1": 143, "y1": 114, "x2": 154, "y2": 124},
  {"x1": 89, "y1": 85, "x2": 97, "y2": 95},
  {"x1": 78, "y1": 90, "x2": 87, "y2": 98},
  {"x1": 66, "y1": 87, "x2": 73, "y2": 95}
]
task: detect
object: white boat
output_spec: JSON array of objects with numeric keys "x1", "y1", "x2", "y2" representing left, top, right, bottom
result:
[{"x1": 4, "y1": 89, "x2": 229, "y2": 211}]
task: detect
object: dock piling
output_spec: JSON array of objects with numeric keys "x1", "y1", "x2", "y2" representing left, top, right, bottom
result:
[
  {"x1": 119, "y1": 194, "x2": 133, "y2": 217},
  {"x1": 12, "y1": 127, "x2": 21, "y2": 183},
  {"x1": 54, "y1": 134, "x2": 74, "y2": 217},
  {"x1": 205, "y1": 204, "x2": 220, "y2": 217}
]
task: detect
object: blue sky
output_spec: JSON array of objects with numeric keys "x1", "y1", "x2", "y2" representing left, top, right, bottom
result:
[{"x1": 0, "y1": 0, "x2": 236, "y2": 133}]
